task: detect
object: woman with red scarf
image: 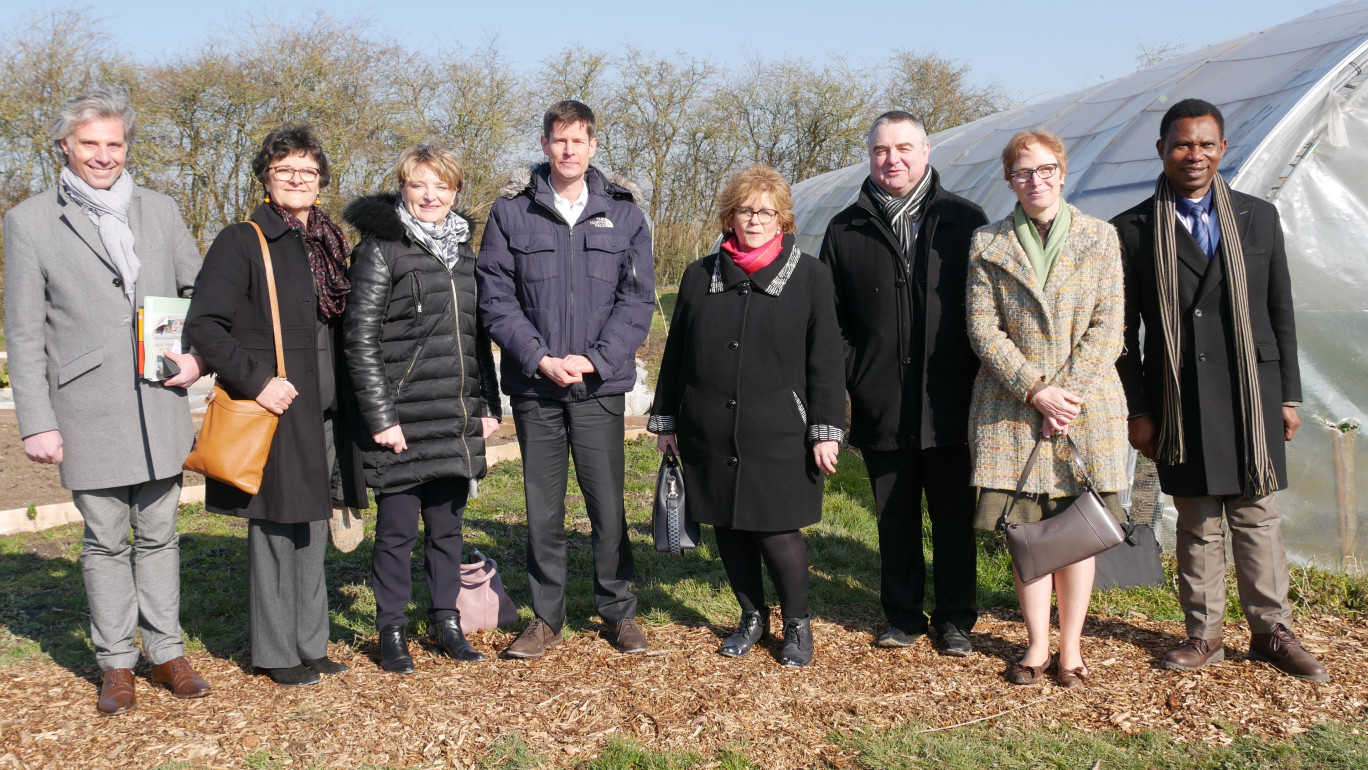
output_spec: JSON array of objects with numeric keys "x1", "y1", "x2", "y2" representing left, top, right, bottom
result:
[
  {"x1": 187, "y1": 124, "x2": 366, "y2": 687},
  {"x1": 649, "y1": 165, "x2": 845, "y2": 667}
]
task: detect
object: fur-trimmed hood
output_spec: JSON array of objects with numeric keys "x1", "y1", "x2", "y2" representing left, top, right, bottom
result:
[
  {"x1": 343, "y1": 192, "x2": 476, "y2": 243},
  {"x1": 499, "y1": 163, "x2": 644, "y2": 205}
]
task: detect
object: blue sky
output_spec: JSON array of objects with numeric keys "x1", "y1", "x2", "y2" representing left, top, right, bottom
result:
[{"x1": 5, "y1": 0, "x2": 1322, "y2": 104}]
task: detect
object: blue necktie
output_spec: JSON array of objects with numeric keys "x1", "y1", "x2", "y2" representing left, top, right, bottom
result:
[{"x1": 1193, "y1": 212, "x2": 1214, "y2": 259}]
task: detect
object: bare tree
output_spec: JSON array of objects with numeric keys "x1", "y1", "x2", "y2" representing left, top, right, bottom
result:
[
  {"x1": 882, "y1": 50, "x2": 1012, "y2": 135},
  {"x1": 1136, "y1": 39, "x2": 1188, "y2": 68}
]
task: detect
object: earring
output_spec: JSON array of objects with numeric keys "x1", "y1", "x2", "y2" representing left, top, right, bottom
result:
[
  {"x1": 314, "y1": 198, "x2": 321, "y2": 205},
  {"x1": 264, "y1": 194, "x2": 271, "y2": 203}
]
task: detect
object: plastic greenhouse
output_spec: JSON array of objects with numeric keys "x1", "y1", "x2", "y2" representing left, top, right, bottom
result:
[{"x1": 790, "y1": 0, "x2": 1368, "y2": 571}]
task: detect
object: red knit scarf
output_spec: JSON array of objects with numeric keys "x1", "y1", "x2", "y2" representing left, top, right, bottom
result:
[{"x1": 720, "y1": 233, "x2": 783, "y2": 275}]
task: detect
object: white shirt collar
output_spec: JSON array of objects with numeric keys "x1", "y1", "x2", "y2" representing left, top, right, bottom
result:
[{"x1": 552, "y1": 181, "x2": 590, "y2": 226}]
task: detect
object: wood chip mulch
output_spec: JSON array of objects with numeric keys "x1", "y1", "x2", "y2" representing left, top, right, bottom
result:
[{"x1": 2, "y1": 612, "x2": 1365, "y2": 769}]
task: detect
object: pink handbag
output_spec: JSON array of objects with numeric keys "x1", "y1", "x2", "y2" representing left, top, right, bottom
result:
[{"x1": 456, "y1": 551, "x2": 518, "y2": 634}]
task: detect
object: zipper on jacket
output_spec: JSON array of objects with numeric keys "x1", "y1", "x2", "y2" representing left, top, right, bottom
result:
[
  {"x1": 393, "y1": 339, "x2": 426, "y2": 397},
  {"x1": 449, "y1": 271, "x2": 475, "y2": 465},
  {"x1": 567, "y1": 222, "x2": 577, "y2": 373},
  {"x1": 411, "y1": 272, "x2": 424, "y2": 316}
]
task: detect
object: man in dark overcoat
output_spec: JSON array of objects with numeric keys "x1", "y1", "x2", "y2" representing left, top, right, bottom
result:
[
  {"x1": 818, "y1": 111, "x2": 988, "y2": 655},
  {"x1": 3, "y1": 89, "x2": 212, "y2": 713},
  {"x1": 476, "y1": 100, "x2": 655, "y2": 659},
  {"x1": 1113, "y1": 98, "x2": 1328, "y2": 681}
]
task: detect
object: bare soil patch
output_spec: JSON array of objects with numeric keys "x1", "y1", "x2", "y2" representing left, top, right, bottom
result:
[{"x1": 1, "y1": 612, "x2": 1364, "y2": 768}]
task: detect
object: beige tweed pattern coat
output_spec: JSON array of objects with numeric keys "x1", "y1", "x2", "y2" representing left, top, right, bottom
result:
[{"x1": 966, "y1": 204, "x2": 1128, "y2": 495}]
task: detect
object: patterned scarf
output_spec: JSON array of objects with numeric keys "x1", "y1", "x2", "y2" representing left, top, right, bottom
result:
[
  {"x1": 395, "y1": 201, "x2": 470, "y2": 269},
  {"x1": 61, "y1": 167, "x2": 139, "y2": 305},
  {"x1": 1152, "y1": 172, "x2": 1278, "y2": 497},
  {"x1": 863, "y1": 167, "x2": 934, "y2": 260},
  {"x1": 267, "y1": 201, "x2": 351, "y2": 320}
]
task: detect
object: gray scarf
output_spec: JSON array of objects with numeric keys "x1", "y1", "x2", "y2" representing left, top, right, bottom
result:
[
  {"x1": 864, "y1": 167, "x2": 934, "y2": 260},
  {"x1": 395, "y1": 201, "x2": 470, "y2": 269},
  {"x1": 61, "y1": 166, "x2": 139, "y2": 305}
]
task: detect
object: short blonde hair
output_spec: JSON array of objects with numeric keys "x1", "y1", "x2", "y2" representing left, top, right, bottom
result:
[
  {"x1": 395, "y1": 144, "x2": 464, "y2": 192},
  {"x1": 1000, "y1": 130, "x2": 1068, "y2": 180},
  {"x1": 715, "y1": 164, "x2": 796, "y2": 236}
]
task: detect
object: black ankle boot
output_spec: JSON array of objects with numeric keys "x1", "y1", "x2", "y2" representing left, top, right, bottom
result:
[
  {"x1": 719, "y1": 609, "x2": 768, "y2": 658},
  {"x1": 379, "y1": 625, "x2": 415, "y2": 674},
  {"x1": 429, "y1": 616, "x2": 486, "y2": 662},
  {"x1": 779, "y1": 615, "x2": 813, "y2": 667}
]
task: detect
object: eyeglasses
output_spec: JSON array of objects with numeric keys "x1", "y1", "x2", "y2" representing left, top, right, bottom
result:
[
  {"x1": 268, "y1": 166, "x2": 320, "y2": 183},
  {"x1": 735, "y1": 208, "x2": 778, "y2": 224},
  {"x1": 1008, "y1": 163, "x2": 1060, "y2": 184}
]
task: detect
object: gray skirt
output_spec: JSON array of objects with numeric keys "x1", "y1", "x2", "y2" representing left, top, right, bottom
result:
[{"x1": 973, "y1": 488, "x2": 1125, "y2": 532}]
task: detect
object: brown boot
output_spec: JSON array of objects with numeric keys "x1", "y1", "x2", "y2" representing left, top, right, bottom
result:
[
  {"x1": 502, "y1": 618, "x2": 563, "y2": 659},
  {"x1": 96, "y1": 668, "x2": 137, "y2": 715},
  {"x1": 1249, "y1": 624, "x2": 1330, "y2": 682},
  {"x1": 150, "y1": 656, "x2": 212, "y2": 698},
  {"x1": 1162, "y1": 637, "x2": 1224, "y2": 671}
]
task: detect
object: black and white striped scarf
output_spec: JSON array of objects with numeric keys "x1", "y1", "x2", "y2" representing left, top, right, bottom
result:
[
  {"x1": 1152, "y1": 172, "x2": 1279, "y2": 497},
  {"x1": 863, "y1": 168, "x2": 934, "y2": 260}
]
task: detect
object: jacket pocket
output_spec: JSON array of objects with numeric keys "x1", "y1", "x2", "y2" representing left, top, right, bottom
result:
[
  {"x1": 1256, "y1": 343, "x2": 1281, "y2": 363},
  {"x1": 509, "y1": 233, "x2": 558, "y2": 283},
  {"x1": 57, "y1": 346, "x2": 102, "y2": 386},
  {"x1": 585, "y1": 232, "x2": 628, "y2": 286},
  {"x1": 410, "y1": 273, "x2": 424, "y2": 317},
  {"x1": 791, "y1": 389, "x2": 808, "y2": 427}
]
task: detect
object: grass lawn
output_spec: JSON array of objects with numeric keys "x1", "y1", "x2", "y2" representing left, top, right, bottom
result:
[{"x1": 3, "y1": 438, "x2": 1366, "y2": 768}]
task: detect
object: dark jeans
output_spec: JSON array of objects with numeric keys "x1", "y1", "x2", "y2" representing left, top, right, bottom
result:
[
  {"x1": 371, "y1": 477, "x2": 470, "y2": 629},
  {"x1": 512, "y1": 395, "x2": 636, "y2": 631},
  {"x1": 863, "y1": 445, "x2": 977, "y2": 633}
]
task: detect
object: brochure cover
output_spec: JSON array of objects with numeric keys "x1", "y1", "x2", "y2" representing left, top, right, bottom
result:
[{"x1": 142, "y1": 296, "x2": 192, "y2": 381}]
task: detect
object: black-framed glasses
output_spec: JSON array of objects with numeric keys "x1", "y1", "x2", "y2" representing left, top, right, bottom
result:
[
  {"x1": 735, "y1": 208, "x2": 777, "y2": 224},
  {"x1": 1008, "y1": 163, "x2": 1060, "y2": 184},
  {"x1": 268, "y1": 166, "x2": 320, "y2": 183}
]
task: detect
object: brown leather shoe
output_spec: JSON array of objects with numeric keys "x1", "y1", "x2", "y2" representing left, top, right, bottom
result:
[
  {"x1": 150, "y1": 656, "x2": 212, "y2": 698},
  {"x1": 97, "y1": 668, "x2": 136, "y2": 715},
  {"x1": 604, "y1": 618, "x2": 649, "y2": 654},
  {"x1": 1006, "y1": 658, "x2": 1050, "y2": 685},
  {"x1": 1162, "y1": 637, "x2": 1224, "y2": 671},
  {"x1": 1056, "y1": 663, "x2": 1090, "y2": 688},
  {"x1": 502, "y1": 618, "x2": 563, "y2": 659},
  {"x1": 1249, "y1": 624, "x2": 1330, "y2": 682}
]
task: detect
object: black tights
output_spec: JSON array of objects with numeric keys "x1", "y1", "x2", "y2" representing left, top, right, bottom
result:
[{"x1": 712, "y1": 526, "x2": 809, "y2": 619}]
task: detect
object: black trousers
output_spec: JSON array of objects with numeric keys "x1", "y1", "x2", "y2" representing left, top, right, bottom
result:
[
  {"x1": 371, "y1": 477, "x2": 470, "y2": 629},
  {"x1": 863, "y1": 445, "x2": 977, "y2": 633},
  {"x1": 512, "y1": 395, "x2": 636, "y2": 631}
]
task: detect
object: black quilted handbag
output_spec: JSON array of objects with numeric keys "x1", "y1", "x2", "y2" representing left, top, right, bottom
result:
[{"x1": 653, "y1": 447, "x2": 700, "y2": 558}]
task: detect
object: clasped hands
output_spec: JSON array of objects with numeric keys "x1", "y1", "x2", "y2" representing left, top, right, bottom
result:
[
  {"x1": 538, "y1": 354, "x2": 597, "y2": 387},
  {"x1": 1030, "y1": 385, "x2": 1082, "y2": 439}
]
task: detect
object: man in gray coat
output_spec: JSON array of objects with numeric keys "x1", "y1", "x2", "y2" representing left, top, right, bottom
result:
[{"x1": 3, "y1": 89, "x2": 212, "y2": 714}]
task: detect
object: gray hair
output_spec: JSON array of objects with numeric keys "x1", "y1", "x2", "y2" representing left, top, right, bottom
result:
[
  {"x1": 49, "y1": 88, "x2": 137, "y2": 153},
  {"x1": 867, "y1": 110, "x2": 926, "y2": 149}
]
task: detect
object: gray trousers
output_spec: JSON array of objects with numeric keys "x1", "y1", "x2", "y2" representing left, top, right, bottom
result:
[
  {"x1": 1173, "y1": 493, "x2": 1292, "y2": 638},
  {"x1": 247, "y1": 518, "x2": 329, "y2": 669},
  {"x1": 512, "y1": 395, "x2": 636, "y2": 631},
  {"x1": 74, "y1": 476, "x2": 185, "y2": 670}
]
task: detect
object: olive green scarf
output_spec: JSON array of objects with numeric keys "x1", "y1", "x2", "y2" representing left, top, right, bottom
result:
[{"x1": 1013, "y1": 200, "x2": 1072, "y2": 287}]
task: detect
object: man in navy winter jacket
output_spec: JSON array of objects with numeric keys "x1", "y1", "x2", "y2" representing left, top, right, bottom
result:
[{"x1": 476, "y1": 100, "x2": 655, "y2": 658}]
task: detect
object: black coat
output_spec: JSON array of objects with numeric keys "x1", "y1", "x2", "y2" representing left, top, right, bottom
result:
[
  {"x1": 1112, "y1": 190, "x2": 1300, "y2": 497},
  {"x1": 186, "y1": 205, "x2": 366, "y2": 522},
  {"x1": 650, "y1": 236, "x2": 846, "y2": 531},
  {"x1": 342, "y1": 194, "x2": 501, "y2": 490},
  {"x1": 818, "y1": 172, "x2": 988, "y2": 451}
]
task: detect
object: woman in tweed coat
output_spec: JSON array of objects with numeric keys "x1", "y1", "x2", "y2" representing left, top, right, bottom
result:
[{"x1": 966, "y1": 130, "x2": 1127, "y2": 688}]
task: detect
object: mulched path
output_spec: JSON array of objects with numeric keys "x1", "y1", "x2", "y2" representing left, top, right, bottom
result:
[{"x1": 2, "y1": 612, "x2": 1364, "y2": 769}]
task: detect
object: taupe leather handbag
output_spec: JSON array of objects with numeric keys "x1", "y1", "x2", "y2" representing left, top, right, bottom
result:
[
  {"x1": 997, "y1": 434, "x2": 1130, "y2": 583},
  {"x1": 183, "y1": 222, "x2": 283, "y2": 495}
]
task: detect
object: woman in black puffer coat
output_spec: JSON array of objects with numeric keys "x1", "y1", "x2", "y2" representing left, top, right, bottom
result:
[{"x1": 342, "y1": 145, "x2": 501, "y2": 674}]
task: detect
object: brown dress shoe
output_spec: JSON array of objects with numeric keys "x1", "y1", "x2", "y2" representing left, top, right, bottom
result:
[
  {"x1": 1249, "y1": 624, "x2": 1330, "y2": 682},
  {"x1": 1056, "y1": 663, "x2": 1090, "y2": 688},
  {"x1": 1006, "y1": 658, "x2": 1050, "y2": 685},
  {"x1": 1162, "y1": 637, "x2": 1224, "y2": 671},
  {"x1": 604, "y1": 618, "x2": 648, "y2": 654},
  {"x1": 97, "y1": 668, "x2": 137, "y2": 715},
  {"x1": 150, "y1": 656, "x2": 212, "y2": 698},
  {"x1": 502, "y1": 618, "x2": 563, "y2": 659}
]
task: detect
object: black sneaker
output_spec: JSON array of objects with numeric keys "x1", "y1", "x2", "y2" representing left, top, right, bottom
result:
[{"x1": 263, "y1": 664, "x2": 320, "y2": 686}]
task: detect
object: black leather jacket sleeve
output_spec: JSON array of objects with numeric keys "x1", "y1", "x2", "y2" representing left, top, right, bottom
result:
[{"x1": 343, "y1": 238, "x2": 397, "y2": 436}]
